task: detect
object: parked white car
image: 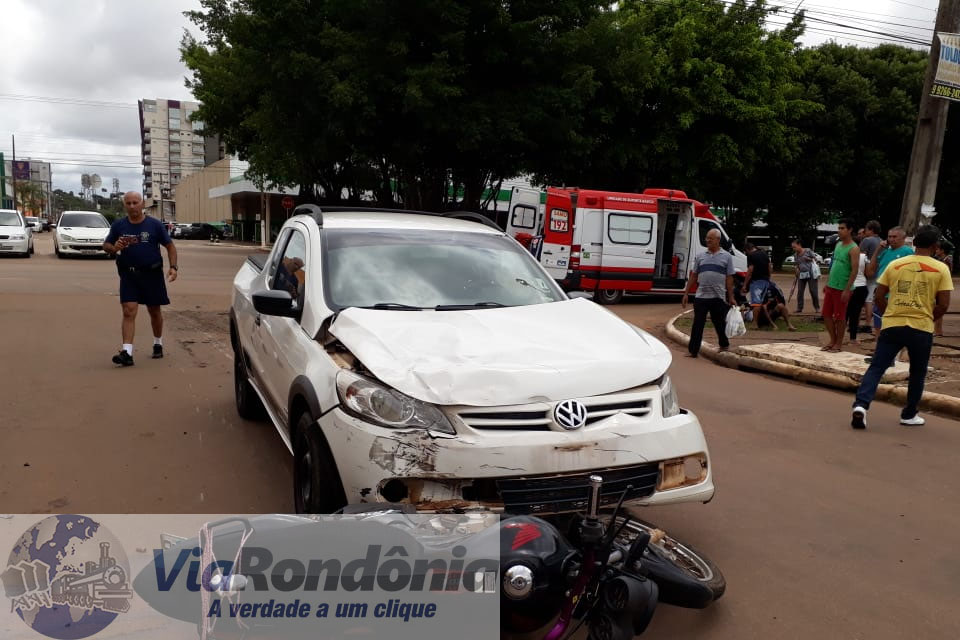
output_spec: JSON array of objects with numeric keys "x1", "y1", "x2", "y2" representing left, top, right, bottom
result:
[
  {"x1": 55, "y1": 211, "x2": 111, "y2": 258},
  {"x1": 230, "y1": 206, "x2": 715, "y2": 515},
  {"x1": 24, "y1": 216, "x2": 43, "y2": 233},
  {"x1": 0, "y1": 209, "x2": 33, "y2": 257}
]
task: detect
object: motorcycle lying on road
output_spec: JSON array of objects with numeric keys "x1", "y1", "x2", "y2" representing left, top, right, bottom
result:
[{"x1": 143, "y1": 475, "x2": 724, "y2": 639}]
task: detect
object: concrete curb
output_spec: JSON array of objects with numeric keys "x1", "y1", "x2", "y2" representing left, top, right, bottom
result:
[{"x1": 665, "y1": 311, "x2": 960, "y2": 420}]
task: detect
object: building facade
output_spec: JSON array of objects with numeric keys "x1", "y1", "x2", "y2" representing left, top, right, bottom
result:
[
  {"x1": 138, "y1": 98, "x2": 224, "y2": 220},
  {"x1": 2, "y1": 158, "x2": 53, "y2": 218}
]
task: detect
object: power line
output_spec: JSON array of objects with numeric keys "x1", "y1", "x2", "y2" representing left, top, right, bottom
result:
[
  {"x1": 886, "y1": 0, "x2": 938, "y2": 13},
  {"x1": 763, "y1": 0, "x2": 936, "y2": 22},
  {"x1": 0, "y1": 94, "x2": 137, "y2": 109},
  {"x1": 766, "y1": 18, "x2": 930, "y2": 47}
]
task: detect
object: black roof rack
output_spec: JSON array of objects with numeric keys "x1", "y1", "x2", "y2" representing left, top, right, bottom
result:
[{"x1": 289, "y1": 205, "x2": 501, "y2": 231}]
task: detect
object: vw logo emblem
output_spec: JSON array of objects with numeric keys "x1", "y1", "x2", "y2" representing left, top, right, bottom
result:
[{"x1": 554, "y1": 400, "x2": 588, "y2": 430}]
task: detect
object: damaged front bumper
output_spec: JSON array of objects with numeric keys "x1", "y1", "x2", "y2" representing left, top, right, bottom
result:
[{"x1": 318, "y1": 404, "x2": 714, "y2": 515}]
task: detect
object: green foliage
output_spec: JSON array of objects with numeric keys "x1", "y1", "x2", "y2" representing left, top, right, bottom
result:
[
  {"x1": 15, "y1": 181, "x2": 46, "y2": 216},
  {"x1": 180, "y1": 0, "x2": 946, "y2": 253},
  {"x1": 182, "y1": 0, "x2": 607, "y2": 210}
]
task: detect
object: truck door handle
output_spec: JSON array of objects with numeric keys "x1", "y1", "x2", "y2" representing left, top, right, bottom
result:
[{"x1": 644, "y1": 251, "x2": 655, "y2": 255}]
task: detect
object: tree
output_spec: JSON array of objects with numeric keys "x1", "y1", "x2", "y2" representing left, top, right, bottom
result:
[
  {"x1": 15, "y1": 181, "x2": 46, "y2": 216},
  {"x1": 181, "y1": 0, "x2": 608, "y2": 211},
  {"x1": 529, "y1": 0, "x2": 813, "y2": 248}
]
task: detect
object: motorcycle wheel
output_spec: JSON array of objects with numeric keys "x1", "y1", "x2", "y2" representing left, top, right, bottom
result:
[{"x1": 609, "y1": 517, "x2": 725, "y2": 609}]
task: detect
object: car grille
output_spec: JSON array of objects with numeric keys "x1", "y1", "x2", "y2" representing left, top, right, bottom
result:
[
  {"x1": 458, "y1": 395, "x2": 653, "y2": 431},
  {"x1": 490, "y1": 464, "x2": 660, "y2": 514},
  {"x1": 0, "y1": 235, "x2": 8, "y2": 240}
]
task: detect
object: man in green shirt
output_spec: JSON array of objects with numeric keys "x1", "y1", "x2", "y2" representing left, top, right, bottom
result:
[
  {"x1": 821, "y1": 218, "x2": 860, "y2": 352},
  {"x1": 865, "y1": 226, "x2": 914, "y2": 335}
]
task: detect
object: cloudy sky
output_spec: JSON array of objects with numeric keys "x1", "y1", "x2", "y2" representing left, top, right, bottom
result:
[{"x1": 0, "y1": 0, "x2": 942, "y2": 196}]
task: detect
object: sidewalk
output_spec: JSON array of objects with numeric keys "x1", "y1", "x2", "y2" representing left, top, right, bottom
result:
[{"x1": 664, "y1": 278, "x2": 960, "y2": 419}]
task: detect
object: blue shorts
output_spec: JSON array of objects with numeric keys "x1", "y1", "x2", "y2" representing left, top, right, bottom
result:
[
  {"x1": 749, "y1": 280, "x2": 770, "y2": 305},
  {"x1": 119, "y1": 270, "x2": 170, "y2": 306},
  {"x1": 873, "y1": 311, "x2": 882, "y2": 330}
]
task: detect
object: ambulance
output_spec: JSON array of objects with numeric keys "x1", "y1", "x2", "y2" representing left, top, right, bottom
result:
[{"x1": 505, "y1": 186, "x2": 748, "y2": 304}]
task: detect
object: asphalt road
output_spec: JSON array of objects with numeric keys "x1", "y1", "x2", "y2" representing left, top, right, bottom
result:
[{"x1": 2, "y1": 233, "x2": 958, "y2": 639}]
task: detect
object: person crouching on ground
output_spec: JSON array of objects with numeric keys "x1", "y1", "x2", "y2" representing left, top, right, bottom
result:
[
  {"x1": 682, "y1": 229, "x2": 737, "y2": 357},
  {"x1": 757, "y1": 282, "x2": 798, "y2": 331},
  {"x1": 102, "y1": 192, "x2": 178, "y2": 366},
  {"x1": 850, "y1": 225, "x2": 953, "y2": 429}
]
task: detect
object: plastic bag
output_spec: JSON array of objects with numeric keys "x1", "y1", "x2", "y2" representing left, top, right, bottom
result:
[{"x1": 725, "y1": 305, "x2": 747, "y2": 339}]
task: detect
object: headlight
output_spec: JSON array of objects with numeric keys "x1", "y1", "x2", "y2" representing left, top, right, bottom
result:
[
  {"x1": 61, "y1": 234, "x2": 76, "y2": 241},
  {"x1": 659, "y1": 374, "x2": 680, "y2": 418},
  {"x1": 10, "y1": 234, "x2": 25, "y2": 240},
  {"x1": 335, "y1": 370, "x2": 455, "y2": 435}
]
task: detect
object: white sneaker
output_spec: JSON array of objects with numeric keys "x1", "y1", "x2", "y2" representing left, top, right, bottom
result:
[
  {"x1": 851, "y1": 406, "x2": 867, "y2": 430},
  {"x1": 900, "y1": 415, "x2": 925, "y2": 426}
]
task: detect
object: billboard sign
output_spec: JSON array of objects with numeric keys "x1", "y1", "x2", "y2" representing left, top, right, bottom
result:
[
  {"x1": 13, "y1": 161, "x2": 30, "y2": 180},
  {"x1": 932, "y1": 32, "x2": 960, "y2": 102}
]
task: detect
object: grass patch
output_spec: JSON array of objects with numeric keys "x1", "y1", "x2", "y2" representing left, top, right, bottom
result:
[{"x1": 675, "y1": 316, "x2": 824, "y2": 333}]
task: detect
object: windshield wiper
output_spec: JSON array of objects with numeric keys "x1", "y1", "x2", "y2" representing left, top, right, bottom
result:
[
  {"x1": 359, "y1": 303, "x2": 425, "y2": 311},
  {"x1": 434, "y1": 302, "x2": 507, "y2": 311}
]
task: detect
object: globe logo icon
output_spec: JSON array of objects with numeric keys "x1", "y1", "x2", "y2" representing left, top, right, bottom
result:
[{"x1": 2, "y1": 515, "x2": 132, "y2": 639}]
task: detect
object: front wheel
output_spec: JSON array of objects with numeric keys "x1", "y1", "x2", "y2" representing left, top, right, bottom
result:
[
  {"x1": 293, "y1": 412, "x2": 347, "y2": 514},
  {"x1": 596, "y1": 289, "x2": 624, "y2": 305},
  {"x1": 611, "y1": 517, "x2": 725, "y2": 608}
]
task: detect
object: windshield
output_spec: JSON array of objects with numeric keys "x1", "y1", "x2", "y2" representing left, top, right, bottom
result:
[
  {"x1": 26, "y1": 217, "x2": 38, "y2": 222},
  {"x1": 322, "y1": 229, "x2": 566, "y2": 310},
  {"x1": 0, "y1": 212, "x2": 21, "y2": 226},
  {"x1": 60, "y1": 213, "x2": 109, "y2": 228}
]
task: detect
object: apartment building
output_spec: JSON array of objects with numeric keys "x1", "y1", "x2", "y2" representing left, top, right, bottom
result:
[{"x1": 138, "y1": 98, "x2": 224, "y2": 220}]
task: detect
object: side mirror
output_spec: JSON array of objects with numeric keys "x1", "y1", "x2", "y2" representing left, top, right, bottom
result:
[
  {"x1": 252, "y1": 289, "x2": 300, "y2": 318},
  {"x1": 568, "y1": 291, "x2": 594, "y2": 300},
  {"x1": 721, "y1": 237, "x2": 733, "y2": 252}
]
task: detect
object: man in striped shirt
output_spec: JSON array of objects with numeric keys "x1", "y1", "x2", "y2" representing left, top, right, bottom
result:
[{"x1": 682, "y1": 229, "x2": 737, "y2": 357}]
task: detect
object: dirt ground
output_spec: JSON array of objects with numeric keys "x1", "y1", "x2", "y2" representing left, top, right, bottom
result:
[{"x1": 3, "y1": 236, "x2": 960, "y2": 639}]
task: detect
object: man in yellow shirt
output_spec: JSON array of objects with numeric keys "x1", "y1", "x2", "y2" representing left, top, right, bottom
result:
[{"x1": 851, "y1": 225, "x2": 953, "y2": 429}]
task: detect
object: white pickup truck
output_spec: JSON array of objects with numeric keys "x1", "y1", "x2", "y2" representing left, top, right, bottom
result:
[{"x1": 230, "y1": 205, "x2": 715, "y2": 514}]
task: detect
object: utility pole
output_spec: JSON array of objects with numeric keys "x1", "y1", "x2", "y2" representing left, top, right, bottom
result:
[
  {"x1": 11, "y1": 135, "x2": 16, "y2": 212},
  {"x1": 899, "y1": 0, "x2": 960, "y2": 234}
]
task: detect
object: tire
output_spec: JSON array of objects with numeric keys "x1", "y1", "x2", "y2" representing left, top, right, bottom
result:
[
  {"x1": 29, "y1": 243, "x2": 34, "y2": 255},
  {"x1": 233, "y1": 351, "x2": 266, "y2": 420},
  {"x1": 610, "y1": 517, "x2": 725, "y2": 608},
  {"x1": 596, "y1": 289, "x2": 624, "y2": 305},
  {"x1": 55, "y1": 242, "x2": 63, "y2": 258},
  {"x1": 293, "y1": 412, "x2": 347, "y2": 514}
]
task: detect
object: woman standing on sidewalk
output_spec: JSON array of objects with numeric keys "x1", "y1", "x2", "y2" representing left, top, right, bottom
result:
[{"x1": 791, "y1": 239, "x2": 820, "y2": 313}]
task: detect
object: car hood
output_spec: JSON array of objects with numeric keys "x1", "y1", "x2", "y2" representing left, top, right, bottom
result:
[
  {"x1": 329, "y1": 298, "x2": 671, "y2": 406},
  {"x1": 58, "y1": 227, "x2": 109, "y2": 239},
  {"x1": 0, "y1": 225, "x2": 27, "y2": 234}
]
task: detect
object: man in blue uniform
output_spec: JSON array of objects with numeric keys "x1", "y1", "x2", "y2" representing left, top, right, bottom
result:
[{"x1": 102, "y1": 192, "x2": 178, "y2": 366}]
